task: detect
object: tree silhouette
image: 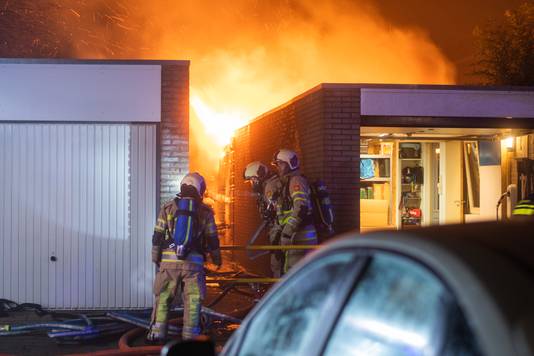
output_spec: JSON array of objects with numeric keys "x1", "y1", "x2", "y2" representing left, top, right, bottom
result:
[{"x1": 473, "y1": 2, "x2": 534, "y2": 85}]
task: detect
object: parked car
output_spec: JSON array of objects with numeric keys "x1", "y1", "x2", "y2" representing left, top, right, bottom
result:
[{"x1": 170, "y1": 221, "x2": 534, "y2": 356}]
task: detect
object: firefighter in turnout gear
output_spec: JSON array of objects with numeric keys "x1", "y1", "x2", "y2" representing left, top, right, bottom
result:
[
  {"x1": 147, "y1": 172, "x2": 221, "y2": 343},
  {"x1": 512, "y1": 193, "x2": 534, "y2": 220},
  {"x1": 244, "y1": 161, "x2": 283, "y2": 277},
  {"x1": 272, "y1": 149, "x2": 318, "y2": 273}
]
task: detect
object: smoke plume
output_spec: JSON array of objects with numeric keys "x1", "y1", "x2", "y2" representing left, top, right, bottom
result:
[{"x1": 1, "y1": 0, "x2": 456, "y2": 185}]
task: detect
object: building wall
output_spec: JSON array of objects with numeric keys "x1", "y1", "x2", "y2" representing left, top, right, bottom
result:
[
  {"x1": 322, "y1": 86, "x2": 361, "y2": 233},
  {"x1": 0, "y1": 60, "x2": 190, "y2": 308},
  {"x1": 231, "y1": 85, "x2": 361, "y2": 274},
  {"x1": 159, "y1": 64, "x2": 190, "y2": 204},
  {"x1": 0, "y1": 62, "x2": 161, "y2": 122}
]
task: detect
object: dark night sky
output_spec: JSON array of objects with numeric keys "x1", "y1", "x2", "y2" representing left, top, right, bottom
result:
[{"x1": 370, "y1": 0, "x2": 526, "y2": 82}]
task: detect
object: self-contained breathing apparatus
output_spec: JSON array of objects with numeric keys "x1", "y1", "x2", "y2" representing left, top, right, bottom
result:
[
  {"x1": 172, "y1": 196, "x2": 200, "y2": 259},
  {"x1": 309, "y1": 179, "x2": 335, "y2": 239},
  {"x1": 172, "y1": 173, "x2": 206, "y2": 260}
]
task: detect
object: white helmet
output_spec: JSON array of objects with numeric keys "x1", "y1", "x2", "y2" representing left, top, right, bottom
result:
[
  {"x1": 243, "y1": 161, "x2": 270, "y2": 181},
  {"x1": 180, "y1": 172, "x2": 206, "y2": 198},
  {"x1": 272, "y1": 149, "x2": 299, "y2": 171}
]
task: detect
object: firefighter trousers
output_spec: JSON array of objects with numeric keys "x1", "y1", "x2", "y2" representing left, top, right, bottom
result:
[
  {"x1": 283, "y1": 224, "x2": 318, "y2": 273},
  {"x1": 150, "y1": 265, "x2": 206, "y2": 340},
  {"x1": 270, "y1": 252, "x2": 283, "y2": 278}
]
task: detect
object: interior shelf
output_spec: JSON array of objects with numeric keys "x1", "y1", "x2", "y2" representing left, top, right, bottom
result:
[
  {"x1": 361, "y1": 177, "x2": 391, "y2": 182},
  {"x1": 361, "y1": 154, "x2": 391, "y2": 159}
]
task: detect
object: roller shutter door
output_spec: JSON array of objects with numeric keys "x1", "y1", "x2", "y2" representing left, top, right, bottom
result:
[{"x1": 0, "y1": 123, "x2": 156, "y2": 309}]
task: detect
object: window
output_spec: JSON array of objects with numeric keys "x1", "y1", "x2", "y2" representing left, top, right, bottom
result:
[
  {"x1": 324, "y1": 253, "x2": 481, "y2": 356},
  {"x1": 236, "y1": 252, "x2": 358, "y2": 356}
]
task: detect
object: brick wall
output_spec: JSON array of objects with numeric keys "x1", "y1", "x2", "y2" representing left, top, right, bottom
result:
[
  {"x1": 159, "y1": 63, "x2": 190, "y2": 204},
  {"x1": 230, "y1": 84, "x2": 361, "y2": 274},
  {"x1": 322, "y1": 86, "x2": 361, "y2": 233}
]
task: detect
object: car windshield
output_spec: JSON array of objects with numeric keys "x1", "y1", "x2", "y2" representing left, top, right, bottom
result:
[
  {"x1": 324, "y1": 252, "x2": 481, "y2": 356},
  {"x1": 234, "y1": 251, "x2": 358, "y2": 356}
]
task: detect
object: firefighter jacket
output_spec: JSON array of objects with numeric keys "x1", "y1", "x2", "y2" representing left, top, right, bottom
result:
[
  {"x1": 275, "y1": 170, "x2": 318, "y2": 245},
  {"x1": 513, "y1": 199, "x2": 534, "y2": 217},
  {"x1": 152, "y1": 198, "x2": 221, "y2": 270}
]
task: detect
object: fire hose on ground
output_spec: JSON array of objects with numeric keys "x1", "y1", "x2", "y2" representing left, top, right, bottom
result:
[
  {"x1": 210, "y1": 244, "x2": 320, "y2": 285},
  {"x1": 0, "y1": 300, "x2": 241, "y2": 355},
  {"x1": 1, "y1": 245, "x2": 317, "y2": 353},
  {"x1": 220, "y1": 244, "x2": 321, "y2": 251}
]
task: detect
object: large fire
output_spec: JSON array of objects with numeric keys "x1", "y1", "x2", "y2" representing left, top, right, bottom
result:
[
  {"x1": 190, "y1": 93, "x2": 249, "y2": 149},
  {"x1": 141, "y1": 1, "x2": 456, "y2": 180},
  {"x1": 1, "y1": 0, "x2": 456, "y2": 185}
]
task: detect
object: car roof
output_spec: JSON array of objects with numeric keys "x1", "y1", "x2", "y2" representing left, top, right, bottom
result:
[
  {"x1": 318, "y1": 221, "x2": 534, "y2": 356},
  {"x1": 328, "y1": 221, "x2": 534, "y2": 286}
]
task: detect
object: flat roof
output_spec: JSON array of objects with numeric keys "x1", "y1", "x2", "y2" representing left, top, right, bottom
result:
[
  {"x1": 320, "y1": 83, "x2": 534, "y2": 92},
  {"x1": 0, "y1": 58, "x2": 189, "y2": 66},
  {"x1": 244, "y1": 83, "x2": 534, "y2": 128}
]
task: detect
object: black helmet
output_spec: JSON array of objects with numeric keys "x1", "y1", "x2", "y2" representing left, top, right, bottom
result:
[{"x1": 180, "y1": 172, "x2": 206, "y2": 198}]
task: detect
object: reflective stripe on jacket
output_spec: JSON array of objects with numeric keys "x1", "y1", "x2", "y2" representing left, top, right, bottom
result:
[
  {"x1": 153, "y1": 198, "x2": 219, "y2": 266},
  {"x1": 275, "y1": 171, "x2": 318, "y2": 244},
  {"x1": 276, "y1": 172, "x2": 313, "y2": 227},
  {"x1": 513, "y1": 200, "x2": 534, "y2": 216}
]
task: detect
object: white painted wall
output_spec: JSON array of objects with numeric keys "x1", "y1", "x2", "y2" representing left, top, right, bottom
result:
[
  {"x1": 361, "y1": 88, "x2": 534, "y2": 118},
  {"x1": 479, "y1": 165, "x2": 502, "y2": 221},
  {"x1": 0, "y1": 63, "x2": 161, "y2": 122}
]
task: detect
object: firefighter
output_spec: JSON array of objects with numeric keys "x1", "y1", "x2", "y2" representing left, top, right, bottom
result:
[
  {"x1": 243, "y1": 161, "x2": 284, "y2": 277},
  {"x1": 271, "y1": 149, "x2": 318, "y2": 273},
  {"x1": 512, "y1": 193, "x2": 534, "y2": 220},
  {"x1": 147, "y1": 172, "x2": 222, "y2": 343}
]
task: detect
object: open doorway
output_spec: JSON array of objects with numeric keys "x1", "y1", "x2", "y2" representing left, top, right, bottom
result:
[
  {"x1": 360, "y1": 126, "x2": 522, "y2": 231},
  {"x1": 429, "y1": 142, "x2": 440, "y2": 225}
]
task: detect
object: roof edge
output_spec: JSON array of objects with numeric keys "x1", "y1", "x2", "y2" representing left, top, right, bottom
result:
[
  {"x1": 0, "y1": 58, "x2": 190, "y2": 66},
  {"x1": 239, "y1": 82, "x2": 534, "y2": 131},
  {"x1": 321, "y1": 82, "x2": 534, "y2": 92},
  {"x1": 242, "y1": 83, "x2": 325, "y2": 128}
]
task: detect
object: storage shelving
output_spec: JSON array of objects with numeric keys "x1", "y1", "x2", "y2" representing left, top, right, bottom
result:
[
  {"x1": 397, "y1": 142, "x2": 424, "y2": 228},
  {"x1": 360, "y1": 146, "x2": 393, "y2": 228}
]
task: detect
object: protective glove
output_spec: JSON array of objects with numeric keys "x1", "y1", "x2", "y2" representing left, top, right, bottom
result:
[
  {"x1": 151, "y1": 246, "x2": 162, "y2": 265},
  {"x1": 146, "y1": 322, "x2": 166, "y2": 343},
  {"x1": 280, "y1": 233, "x2": 295, "y2": 246},
  {"x1": 210, "y1": 249, "x2": 222, "y2": 269},
  {"x1": 281, "y1": 222, "x2": 297, "y2": 243},
  {"x1": 268, "y1": 225, "x2": 283, "y2": 245}
]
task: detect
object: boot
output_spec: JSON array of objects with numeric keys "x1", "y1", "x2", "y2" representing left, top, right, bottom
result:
[{"x1": 146, "y1": 322, "x2": 167, "y2": 344}]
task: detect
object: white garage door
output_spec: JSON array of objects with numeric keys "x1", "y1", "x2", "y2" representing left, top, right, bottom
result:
[{"x1": 0, "y1": 123, "x2": 156, "y2": 309}]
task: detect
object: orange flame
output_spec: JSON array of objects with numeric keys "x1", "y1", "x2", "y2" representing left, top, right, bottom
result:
[
  {"x1": 191, "y1": 92, "x2": 249, "y2": 149},
  {"x1": 63, "y1": 1, "x2": 457, "y2": 186}
]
